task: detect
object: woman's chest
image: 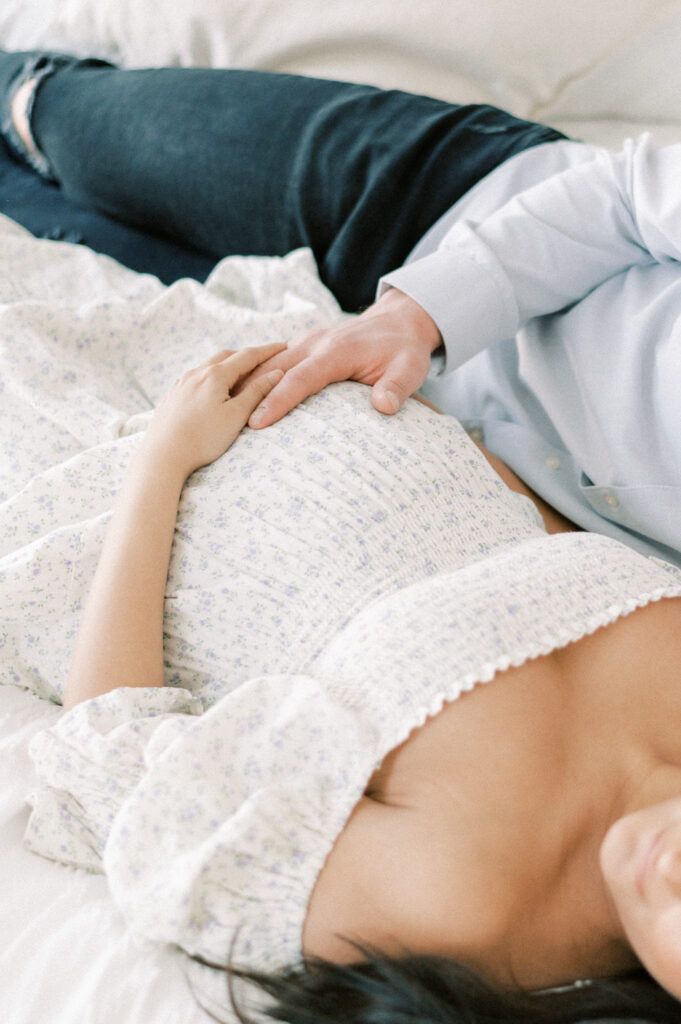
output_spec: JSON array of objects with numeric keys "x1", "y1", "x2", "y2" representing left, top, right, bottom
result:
[
  {"x1": 305, "y1": 650, "x2": 581, "y2": 972},
  {"x1": 368, "y1": 647, "x2": 571, "y2": 825},
  {"x1": 371, "y1": 596, "x2": 681, "y2": 809},
  {"x1": 304, "y1": 597, "x2": 681, "y2": 981}
]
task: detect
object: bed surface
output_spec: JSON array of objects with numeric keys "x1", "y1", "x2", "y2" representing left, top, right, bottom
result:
[{"x1": 2, "y1": 689, "x2": 210, "y2": 1024}]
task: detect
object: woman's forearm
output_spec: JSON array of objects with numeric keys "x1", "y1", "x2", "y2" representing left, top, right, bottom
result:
[
  {"x1": 62, "y1": 344, "x2": 284, "y2": 712},
  {"x1": 63, "y1": 444, "x2": 185, "y2": 711}
]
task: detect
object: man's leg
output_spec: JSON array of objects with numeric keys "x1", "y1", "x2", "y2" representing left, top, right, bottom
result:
[{"x1": 0, "y1": 53, "x2": 565, "y2": 309}]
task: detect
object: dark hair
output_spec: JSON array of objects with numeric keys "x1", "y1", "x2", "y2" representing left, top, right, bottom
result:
[{"x1": 194, "y1": 946, "x2": 681, "y2": 1024}]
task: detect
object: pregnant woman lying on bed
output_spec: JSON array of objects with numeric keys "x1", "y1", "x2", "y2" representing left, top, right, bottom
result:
[
  {"x1": 18, "y1": 340, "x2": 681, "y2": 1024},
  {"x1": 3, "y1": 50, "x2": 681, "y2": 1024}
]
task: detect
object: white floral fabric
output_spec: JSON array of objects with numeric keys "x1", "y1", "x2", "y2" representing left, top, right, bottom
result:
[{"x1": 1, "y1": 213, "x2": 679, "y2": 975}]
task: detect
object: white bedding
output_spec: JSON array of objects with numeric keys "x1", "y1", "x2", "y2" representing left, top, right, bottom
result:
[
  {"x1": 0, "y1": 688, "x2": 212, "y2": 1024},
  {"x1": 0, "y1": 216, "x2": 342, "y2": 1022}
]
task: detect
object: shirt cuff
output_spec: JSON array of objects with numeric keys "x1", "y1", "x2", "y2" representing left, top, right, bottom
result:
[{"x1": 377, "y1": 222, "x2": 520, "y2": 375}]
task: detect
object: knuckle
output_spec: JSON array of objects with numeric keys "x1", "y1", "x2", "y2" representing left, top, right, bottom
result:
[
  {"x1": 400, "y1": 348, "x2": 428, "y2": 380},
  {"x1": 280, "y1": 365, "x2": 320, "y2": 400},
  {"x1": 290, "y1": 328, "x2": 328, "y2": 357},
  {"x1": 300, "y1": 327, "x2": 325, "y2": 344}
]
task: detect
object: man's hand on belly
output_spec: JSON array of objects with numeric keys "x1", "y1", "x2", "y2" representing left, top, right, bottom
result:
[{"x1": 240, "y1": 287, "x2": 443, "y2": 427}]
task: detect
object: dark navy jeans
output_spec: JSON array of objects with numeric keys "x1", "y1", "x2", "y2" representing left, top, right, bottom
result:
[{"x1": 0, "y1": 54, "x2": 566, "y2": 309}]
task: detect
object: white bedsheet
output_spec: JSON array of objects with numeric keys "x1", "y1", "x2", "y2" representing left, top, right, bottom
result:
[
  {"x1": 0, "y1": 687, "x2": 214, "y2": 1024},
  {"x1": 0, "y1": 214, "x2": 342, "y2": 1022}
]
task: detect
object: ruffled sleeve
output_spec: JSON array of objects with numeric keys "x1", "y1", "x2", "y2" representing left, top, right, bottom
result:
[
  {"x1": 25, "y1": 675, "x2": 382, "y2": 973},
  {"x1": 25, "y1": 686, "x2": 203, "y2": 870}
]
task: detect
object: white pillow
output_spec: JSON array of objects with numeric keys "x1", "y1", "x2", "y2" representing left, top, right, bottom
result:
[
  {"x1": 532, "y1": 4, "x2": 681, "y2": 126},
  {"x1": 0, "y1": 0, "x2": 678, "y2": 127}
]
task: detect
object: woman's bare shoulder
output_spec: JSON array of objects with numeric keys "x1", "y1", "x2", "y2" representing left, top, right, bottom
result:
[{"x1": 301, "y1": 651, "x2": 572, "y2": 968}]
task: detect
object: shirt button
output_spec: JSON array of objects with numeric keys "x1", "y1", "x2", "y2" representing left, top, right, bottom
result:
[
  {"x1": 545, "y1": 455, "x2": 561, "y2": 470},
  {"x1": 604, "y1": 493, "x2": 620, "y2": 509}
]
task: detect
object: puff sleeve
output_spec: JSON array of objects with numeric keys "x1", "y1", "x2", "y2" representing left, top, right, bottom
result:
[
  {"x1": 25, "y1": 675, "x2": 381, "y2": 972},
  {"x1": 25, "y1": 686, "x2": 203, "y2": 870}
]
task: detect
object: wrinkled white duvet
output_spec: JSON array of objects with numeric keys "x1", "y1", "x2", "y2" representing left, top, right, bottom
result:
[
  {"x1": 0, "y1": 217, "x2": 340, "y2": 1024},
  {"x1": 0, "y1": 216, "x2": 343, "y2": 705}
]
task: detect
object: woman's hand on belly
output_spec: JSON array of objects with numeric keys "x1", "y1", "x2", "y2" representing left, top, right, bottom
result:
[{"x1": 143, "y1": 343, "x2": 286, "y2": 477}]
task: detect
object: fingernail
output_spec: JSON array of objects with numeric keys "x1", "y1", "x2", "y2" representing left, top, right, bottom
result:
[
  {"x1": 383, "y1": 389, "x2": 399, "y2": 413},
  {"x1": 267, "y1": 369, "x2": 284, "y2": 384},
  {"x1": 249, "y1": 407, "x2": 266, "y2": 427}
]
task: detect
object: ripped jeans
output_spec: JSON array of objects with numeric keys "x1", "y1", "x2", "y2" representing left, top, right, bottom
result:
[{"x1": 0, "y1": 52, "x2": 566, "y2": 309}]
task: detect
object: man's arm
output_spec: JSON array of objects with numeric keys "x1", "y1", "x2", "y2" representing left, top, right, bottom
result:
[
  {"x1": 379, "y1": 133, "x2": 681, "y2": 371},
  {"x1": 247, "y1": 134, "x2": 681, "y2": 424}
]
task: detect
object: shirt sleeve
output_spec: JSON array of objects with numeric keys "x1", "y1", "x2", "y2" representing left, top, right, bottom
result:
[{"x1": 378, "y1": 134, "x2": 681, "y2": 372}]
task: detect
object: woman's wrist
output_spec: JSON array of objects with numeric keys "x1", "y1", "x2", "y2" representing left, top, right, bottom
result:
[{"x1": 132, "y1": 434, "x2": 192, "y2": 492}]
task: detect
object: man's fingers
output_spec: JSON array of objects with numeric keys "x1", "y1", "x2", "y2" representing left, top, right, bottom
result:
[
  {"x1": 371, "y1": 349, "x2": 431, "y2": 415},
  {"x1": 247, "y1": 361, "x2": 334, "y2": 428},
  {"x1": 247, "y1": 345, "x2": 431, "y2": 428},
  {"x1": 229, "y1": 367, "x2": 285, "y2": 421},
  {"x1": 371, "y1": 385, "x2": 402, "y2": 414},
  {"x1": 218, "y1": 342, "x2": 288, "y2": 388},
  {"x1": 233, "y1": 331, "x2": 328, "y2": 396}
]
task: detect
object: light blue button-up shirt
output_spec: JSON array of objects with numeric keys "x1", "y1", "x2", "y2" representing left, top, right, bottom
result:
[{"x1": 380, "y1": 135, "x2": 681, "y2": 566}]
